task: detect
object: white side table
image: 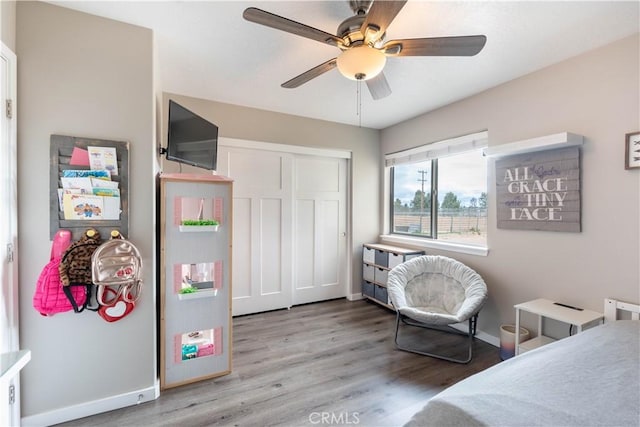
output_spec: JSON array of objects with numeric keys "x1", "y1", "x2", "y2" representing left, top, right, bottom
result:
[{"x1": 514, "y1": 298, "x2": 603, "y2": 355}]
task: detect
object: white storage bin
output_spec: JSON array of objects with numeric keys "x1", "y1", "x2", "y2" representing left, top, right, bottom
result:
[
  {"x1": 363, "y1": 264, "x2": 375, "y2": 282},
  {"x1": 374, "y1": 267, "x2": 388, "y2": 285},
  {"x1": 363, "y1": 246, "x2": 375, "y2": 264},
  {"x1": 388, "y1": 252, "x2": 404, "y2": 269}
]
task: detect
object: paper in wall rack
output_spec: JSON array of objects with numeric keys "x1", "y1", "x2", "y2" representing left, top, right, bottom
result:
[{"x1": 49, "y1": 134, "x2": 129, "y2": 240}]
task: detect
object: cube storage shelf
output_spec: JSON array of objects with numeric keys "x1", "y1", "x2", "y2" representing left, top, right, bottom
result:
[
  {"x1": 362, "y1": 243, "x2": 423, "y2": 309},
  {"x1": 158, "y1": 173, "x2": 233, "y2": 390}
]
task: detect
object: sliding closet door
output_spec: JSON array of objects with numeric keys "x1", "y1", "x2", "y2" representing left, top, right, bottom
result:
[
  {"x1": 292, "y1": 155, "x2": 347, "y2": 305},
  {"x1": 218, "y1": 140, "x2": 348, "y2": 316},
  {"x1": 217, "y1": 146, "x2": 293, "y2": 316}
]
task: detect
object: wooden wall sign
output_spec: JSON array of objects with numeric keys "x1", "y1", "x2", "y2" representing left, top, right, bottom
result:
[{"x1": 496, "y1": 146, "x2": 580, "y2": 232}]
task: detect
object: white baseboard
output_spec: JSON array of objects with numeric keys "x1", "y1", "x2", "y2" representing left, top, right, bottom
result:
[
  {"x1": 346, "y1": 293, "x2": 365, "y2": 301},
  {"x1": 450, "y1": 322, "x2": 500, "y2": 347},
  {"x1": 21, "y1": 383, "x2": 159, "y2": 427}
]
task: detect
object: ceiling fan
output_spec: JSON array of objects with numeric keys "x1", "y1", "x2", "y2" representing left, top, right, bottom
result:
[{"x1": 243, "y1": 0, "x2": 487, "y2": 100}]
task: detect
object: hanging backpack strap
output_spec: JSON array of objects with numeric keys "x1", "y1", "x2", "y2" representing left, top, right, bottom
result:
[
  {"x1": 63, "y1": 284, "x2": 86, "y2": 313},
  {"x1": 84, "y1": 284, "x2": 101, "y2": 311},
  {"x1": 122, "y1": 279, "x2": 143, "y2": 303},
  {"x1": 97, "y1": 282, "x2": 127, "y2": 306}
]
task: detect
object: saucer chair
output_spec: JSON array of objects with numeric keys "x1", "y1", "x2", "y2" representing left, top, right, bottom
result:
[{"x1": 387, "y1": 255, "x2": 488, "y2": 363}]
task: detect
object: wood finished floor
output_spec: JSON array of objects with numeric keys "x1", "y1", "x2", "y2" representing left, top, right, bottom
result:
[{"x1": 58, "y1": 299, "x2": 500, "y2": 427}]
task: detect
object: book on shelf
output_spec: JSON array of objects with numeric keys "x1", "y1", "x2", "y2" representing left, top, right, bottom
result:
[
  {"x1": 88, "y1": 146, "x2": 119, "y2": 176},
  {"x1": 58, "y1": 167, "x2": 121, "y2": 220}
]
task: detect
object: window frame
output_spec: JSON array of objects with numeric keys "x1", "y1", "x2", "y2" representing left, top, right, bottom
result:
[
  {"x1": 382, "y1": 131, "x2": 489, "y2": 257},
  {"x1": 388, "y1": 160, "x2": 439, "y2": 239}
]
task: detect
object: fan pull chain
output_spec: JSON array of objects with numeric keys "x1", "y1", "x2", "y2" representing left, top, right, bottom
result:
[{"x1": 356, "y1": 79, "x2": 362, "y2": 128}]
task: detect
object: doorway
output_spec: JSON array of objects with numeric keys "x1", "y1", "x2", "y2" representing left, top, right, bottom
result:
[{"x1": 1, "y1": 41, "x2": 20, "y2": 427}]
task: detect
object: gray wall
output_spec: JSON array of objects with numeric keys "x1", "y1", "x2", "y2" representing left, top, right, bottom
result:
[
  {"x1": 17, "y1": 2, "x2": 156, "y2": 418},
  {"x1": 381, "y1": 34, "x2": 640, "y2": 336},
  {"x1": 1, "y1": 0, "x2": 16, "y2": 50},
  {"x1": 161, "y1": 92, "x2": 381, "y2": 297}
]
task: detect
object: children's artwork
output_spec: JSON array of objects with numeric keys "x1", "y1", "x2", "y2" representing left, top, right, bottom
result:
[
  {"x1": 59, "y1": 172, "x2": 121, "y2": 219},
  {"x1": 92, "y1": 187, "x2": 120, "y2": 197},
  {"x1": 88, "y1": 146, "x2": 119, "y2": 176},
  {"x1": 57, "y1": 188, "x2": 89, "y2": 211},
  {"x1": 90, "y1": 177, "x2": 118, "y2": 189},
  {"x1": 62, "y1": 169, "x2": 111, "y2": 179},
  {"x1": 60, "y1": 177, "x2": 93, "y2": 191},
  {"x1": 63, "y1": 194, "x2": 105, "y2": 220}
]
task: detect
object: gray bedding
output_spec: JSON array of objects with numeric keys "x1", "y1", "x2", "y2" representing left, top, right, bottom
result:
[{"x1": 407, "y1": 320, "x2": 640, "y2": 427}]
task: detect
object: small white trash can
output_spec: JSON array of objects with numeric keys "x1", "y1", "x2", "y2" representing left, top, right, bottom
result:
[{"x1": 500, "y1": 324, "x2": 529, "y2": 360}]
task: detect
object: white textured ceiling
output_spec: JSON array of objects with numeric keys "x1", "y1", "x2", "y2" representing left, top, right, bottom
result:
[{"x1": 48, "y1": 1, "x2": 639, "y2": 129}]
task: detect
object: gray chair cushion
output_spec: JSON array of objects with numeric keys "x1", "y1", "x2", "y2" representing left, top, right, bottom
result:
[{"x1": 387, "y1": 255, "x2": 488, "y2": 326}]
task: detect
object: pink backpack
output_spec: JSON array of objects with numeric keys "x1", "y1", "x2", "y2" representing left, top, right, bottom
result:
[{"x1": 33, "y1": 230, "x2": 87, "y2": 316}]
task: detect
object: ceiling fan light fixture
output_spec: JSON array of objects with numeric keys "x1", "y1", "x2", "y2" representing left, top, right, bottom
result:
[{"x1": 336, "y1": 45, "x2": 386, "y2": 81}]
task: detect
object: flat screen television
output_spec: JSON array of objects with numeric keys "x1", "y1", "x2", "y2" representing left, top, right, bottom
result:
[{"x1": 166, "y1": 100, "x2": 218, "y2": 170}]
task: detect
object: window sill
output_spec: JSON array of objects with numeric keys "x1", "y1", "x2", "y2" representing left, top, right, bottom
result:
[{"x1": 380, "y1": 234, "x2": 489, "y2": 257}]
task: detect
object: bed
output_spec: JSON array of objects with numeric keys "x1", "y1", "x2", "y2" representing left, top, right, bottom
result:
[{"x1": 407, "y1": 299, "x2": 640, "y2": 427}]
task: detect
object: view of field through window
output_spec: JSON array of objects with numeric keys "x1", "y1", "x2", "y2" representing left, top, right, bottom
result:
[{"x1": 391, "y1": 149, "x2": 487, "y2": 246}]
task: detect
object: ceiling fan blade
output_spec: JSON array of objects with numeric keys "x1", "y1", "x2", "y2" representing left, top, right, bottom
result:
[
  {"x1": 281, "y1": 58, "x2": 338, "y2": 89},
  {"x1": 366, "y1": 72, "x2": 392, "y2": 100},
  {"x1": 360, "y1": 1, "x2": 407, "y2": 43},
  {"x1": 243, "y1": 7, "x2": 343, "y2": 48},
  {"x1": 383, "y1": 35, "x2": 487, "y2": 57}
]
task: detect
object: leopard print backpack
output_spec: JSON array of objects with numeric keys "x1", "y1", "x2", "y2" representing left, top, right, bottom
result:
[{"x1": 59, "y1": 228, "x2": 102, "y2": 312}]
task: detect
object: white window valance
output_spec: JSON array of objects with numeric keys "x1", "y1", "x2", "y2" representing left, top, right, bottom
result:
[{"x1": 385, "y1": 131, "x2": 488, "y2": 167}]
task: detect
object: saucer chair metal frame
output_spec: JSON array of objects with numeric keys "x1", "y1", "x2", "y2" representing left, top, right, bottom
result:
[{"x1": 387, "y1": 255, "x2": 488, "y2": 364}]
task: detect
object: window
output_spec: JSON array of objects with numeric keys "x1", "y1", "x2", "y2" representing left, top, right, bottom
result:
[{"x1": 387, "y1": 132, "x2": 488, "y2": 248}]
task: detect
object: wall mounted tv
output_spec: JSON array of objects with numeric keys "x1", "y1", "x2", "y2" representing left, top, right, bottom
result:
[{"x1": 166, "y1": 100, "x2": 218, "y2": 171}]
